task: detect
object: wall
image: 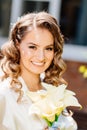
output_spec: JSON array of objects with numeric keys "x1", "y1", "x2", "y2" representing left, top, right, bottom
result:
[{"x1": 63, "y1": 60, "x2": 87, "y2": 129}]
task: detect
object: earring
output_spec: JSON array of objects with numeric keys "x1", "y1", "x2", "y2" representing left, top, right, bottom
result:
[{"x1": 40, "y1": 72, "x2": 45, "y2": 81}]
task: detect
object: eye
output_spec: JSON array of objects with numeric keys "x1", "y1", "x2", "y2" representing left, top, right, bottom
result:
[
  {"x1": 46, "y1": 47, "x2": 54, "y2": 51},
  {"x1": 28, "y1": 45, "x2": 37, "y2": 50}
]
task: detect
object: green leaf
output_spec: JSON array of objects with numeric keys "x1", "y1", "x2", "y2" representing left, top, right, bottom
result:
[
  {"x1": 43, "y1": 117, "x2": 53, "y2": 127},
  {"x1": 55, "y1": 115, "x2": 59, "y2": 121}
]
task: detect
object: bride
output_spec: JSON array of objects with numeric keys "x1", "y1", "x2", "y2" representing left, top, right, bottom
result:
[{"x1": 0, "y1": 11, "x2": 81, "y2": 130}]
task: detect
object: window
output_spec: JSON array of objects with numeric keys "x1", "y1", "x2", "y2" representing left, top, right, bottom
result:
[
  {"x1": 0, "y1": 0, "x2": 11, "y2": 37},
  {"x1": 60, "y1": 0, "x2": 87, "y2": 46},
  {"x1": 22, "y1": 0, "x2": 49, "y2": 14}
]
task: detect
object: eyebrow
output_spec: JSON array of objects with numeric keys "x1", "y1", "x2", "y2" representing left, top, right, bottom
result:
[
  {"x1": 27, "y1": 42, "x2": 54, "y2": 47},
  {"x1": 27, "y1": 42, "x2": 39, "y2": 46}
]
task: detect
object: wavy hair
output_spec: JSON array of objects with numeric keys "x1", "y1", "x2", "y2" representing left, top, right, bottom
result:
[{"x1": 0, "y1": 11, "x2": 67, "y2": 102}]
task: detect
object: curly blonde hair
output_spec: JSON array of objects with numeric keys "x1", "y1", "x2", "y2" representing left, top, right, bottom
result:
[{"x1": 0, "y1": 11, "x2": 67, "y2": 102}]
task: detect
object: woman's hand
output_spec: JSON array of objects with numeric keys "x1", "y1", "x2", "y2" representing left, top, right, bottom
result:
[
  {"x1": 44, "y1": 127, "x2": 49, "y2": 130},
  {"x1": 44, "y1": 127, "x2": 60, "y2": 130}
]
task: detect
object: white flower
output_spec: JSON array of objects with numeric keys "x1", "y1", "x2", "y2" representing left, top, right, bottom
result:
[{"x1": 27, "y1": 83, "x2": 81, "y2": 126}]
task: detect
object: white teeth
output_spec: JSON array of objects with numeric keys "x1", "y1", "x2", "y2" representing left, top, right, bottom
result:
[{"x1": 32, "y1": 62, "x2": 44, "y2": 66}]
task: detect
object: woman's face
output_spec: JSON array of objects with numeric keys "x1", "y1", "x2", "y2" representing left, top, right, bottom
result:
[{"x1": 18, "y1": 27, "x2": 54, "y2": 75}]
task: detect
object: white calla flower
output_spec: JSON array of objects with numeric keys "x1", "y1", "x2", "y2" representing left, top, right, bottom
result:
[{"x1": 27, "y1": 83, "x2": 81, "y2": 127}]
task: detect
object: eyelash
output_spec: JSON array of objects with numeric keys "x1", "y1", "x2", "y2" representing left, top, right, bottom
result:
[
  {"x1": 28, "y1": 46, "x2": 36, "y2": 49},
  {"x1": 46, "y1": 47, "x2": 54, "y2": 51},
  {"x1": 28, "y1": 46, "x2": 54, "y2": 51}
]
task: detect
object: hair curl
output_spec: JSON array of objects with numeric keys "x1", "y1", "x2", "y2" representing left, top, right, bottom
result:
[{"x1": 0, "y1": 11, "x2": 67, "y2": 102}]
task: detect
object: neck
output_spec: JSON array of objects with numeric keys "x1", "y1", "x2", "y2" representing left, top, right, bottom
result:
[{"x1": 21, "y1": 72, "x2": 42, "y2": 91}]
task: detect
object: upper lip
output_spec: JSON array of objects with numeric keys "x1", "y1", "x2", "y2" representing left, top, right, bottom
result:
[{"x1": 32, "y1": 61, "x2": 45, "y2": 66}]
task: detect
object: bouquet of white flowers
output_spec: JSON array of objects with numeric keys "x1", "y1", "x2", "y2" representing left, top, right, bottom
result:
[{"x1": 27, "y1": 83, "x2": 81, "y2": 129}]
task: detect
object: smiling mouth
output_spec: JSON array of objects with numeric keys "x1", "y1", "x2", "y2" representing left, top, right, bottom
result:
[{"x1": 32, "y1": 62, "x2": 45, "y2": 66}]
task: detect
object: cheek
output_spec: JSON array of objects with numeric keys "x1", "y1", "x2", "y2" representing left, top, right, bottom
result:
[
  {"x1": 21, "y1": 50, "x2": 27, "y2": 58},
  {"x1": 21, "y1": 50, "x2": 30, "y2": 57},
  {"x1": 47, "y1": 53, "x2": 54, "y2": 62},
  {"x1": 21, "y1": 50, "x2": 25, "y2": 55}
]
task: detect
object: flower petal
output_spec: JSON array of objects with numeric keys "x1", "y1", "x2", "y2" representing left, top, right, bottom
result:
[{"x1": 63, "y1": 94, "x2": 81, "y2": 108}]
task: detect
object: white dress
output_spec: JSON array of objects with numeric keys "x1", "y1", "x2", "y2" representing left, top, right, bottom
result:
[
  {"x1": 0, "y1": 77, "x2": 47, "y2": 130},
  {"x1": 0, "y1": 77, "x2": 77, "y2": 130}
]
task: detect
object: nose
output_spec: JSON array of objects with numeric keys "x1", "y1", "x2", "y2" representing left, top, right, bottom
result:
[{"x1": 36, "y1": 49, "x2": 45, "y2": 61}]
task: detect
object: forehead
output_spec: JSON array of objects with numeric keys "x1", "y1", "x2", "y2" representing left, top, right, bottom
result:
[{"x1": 21, "y1": 27, "x2": 54, "y2": 46}]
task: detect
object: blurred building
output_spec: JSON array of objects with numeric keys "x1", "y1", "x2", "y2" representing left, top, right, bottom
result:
[{"x1": 0, "y1": 0, "x2": 87, "y2": 62}]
